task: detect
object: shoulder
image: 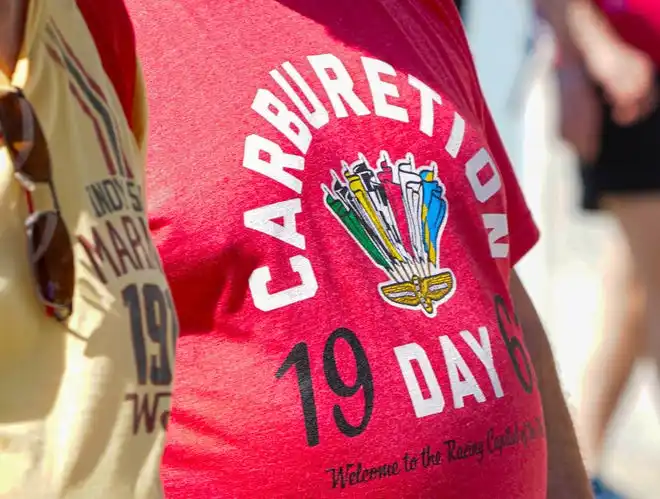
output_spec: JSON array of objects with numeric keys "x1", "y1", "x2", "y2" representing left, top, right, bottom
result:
[{"x1": 0, "y1": 0, "x2": 29, "y2": 77}]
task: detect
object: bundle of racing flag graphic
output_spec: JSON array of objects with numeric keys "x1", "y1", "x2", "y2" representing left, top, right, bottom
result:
[{"x1": 322, "y1": 151, "x2": 455, "y2": 317}]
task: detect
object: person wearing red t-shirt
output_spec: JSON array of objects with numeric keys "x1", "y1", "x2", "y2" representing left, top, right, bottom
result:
[
  {"x1": 127, "y1": 1, "x2": 591, "y2": 497},
  {"x1": 538, "y1": 0, "x2": 660, "y2": 497}
]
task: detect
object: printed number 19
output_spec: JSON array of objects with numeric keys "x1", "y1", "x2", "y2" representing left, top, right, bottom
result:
[
  {"x1": 276, "y1": 328, "x2": 374, "y2": 447},
  {"x1": 123, "y1": 283, "x2": 179, "y2": 386}
]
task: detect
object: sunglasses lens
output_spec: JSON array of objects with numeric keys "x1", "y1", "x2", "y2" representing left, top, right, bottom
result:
[
  {"x1": 0, "y1": 91, "x2": 51, "y2": 182},
  {"x1": 26, "y1": 211, "x2": 74, "y2": 316}
]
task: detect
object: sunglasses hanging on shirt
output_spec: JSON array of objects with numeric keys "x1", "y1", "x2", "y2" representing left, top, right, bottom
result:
[{"x1": 0, "y1": 88, "x2": 74, "y2": 321}]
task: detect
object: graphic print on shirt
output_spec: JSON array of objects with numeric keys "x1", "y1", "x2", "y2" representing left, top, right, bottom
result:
[
  {"x1": 323, "y1": 151, "x2": 455, "y2": 317},
  {"x1": 243, "y1": 54, "x2": 514, "y2": 315},
  {"x1": 209, "y1": 50, "x2": 546, "y2": 496},
  {"x1": 45, "y1": 19, "x2": 178, "y2": 435}
]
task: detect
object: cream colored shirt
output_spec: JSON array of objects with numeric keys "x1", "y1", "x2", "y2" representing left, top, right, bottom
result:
[{"x1": 0, "y1": 1, "x2": 176, "y2": 497}]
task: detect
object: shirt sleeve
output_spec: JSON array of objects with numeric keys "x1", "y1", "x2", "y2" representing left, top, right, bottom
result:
[{"x1": 483, "y1": 104, "x2": 540, "y2": 267}]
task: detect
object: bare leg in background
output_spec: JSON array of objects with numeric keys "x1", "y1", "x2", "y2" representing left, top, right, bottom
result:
[
  {"x1": 578, "y1": 196, "x2": 660, "y2": 475},
  {"x1": 578, "y1": 235, "x2": 646, "y2": 473},
  {"x1": 607, "y1": 196, "x2": 660, "y2": 377}
]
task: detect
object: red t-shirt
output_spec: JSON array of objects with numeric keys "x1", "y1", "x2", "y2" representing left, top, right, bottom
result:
[
  {"x1": 127, "y1": 1, "x2": 546, "y2": 497},
  {"x1": 596, "y1": 0, "x2": 660, "y2": 66}
]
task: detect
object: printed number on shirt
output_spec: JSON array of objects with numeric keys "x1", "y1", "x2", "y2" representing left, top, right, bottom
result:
[
  {"x1": 123, "y1": 283, "x2": 179, "y2": 434},
  {"x1": 277, "y1": 328, "x2": 374, "y2": 447}
]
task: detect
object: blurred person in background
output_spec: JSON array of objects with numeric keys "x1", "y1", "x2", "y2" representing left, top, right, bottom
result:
[
  {"x1": 128, "y1": 0, "x2": 592, "y2": 497},
  {"x1": 0, "y1": 0, "x2": 177, "y2": 496},
  {"x1": 537, "y1": 0, "x2": 660, "y2": 497}
]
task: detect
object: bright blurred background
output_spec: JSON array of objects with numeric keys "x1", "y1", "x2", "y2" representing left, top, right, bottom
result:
[{"x1": 461, "y1": 1, "x2": 660, "y2": 497}]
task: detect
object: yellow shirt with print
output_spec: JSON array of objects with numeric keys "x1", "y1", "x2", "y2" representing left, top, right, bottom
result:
[{"x1": 0, "y1": 1, "x2": 177, "y2": 497}]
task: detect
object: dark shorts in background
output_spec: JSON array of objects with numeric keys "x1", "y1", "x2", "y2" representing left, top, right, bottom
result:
[{"x1": 580, "y1": 77, "x2": 660, "y2": 210}]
